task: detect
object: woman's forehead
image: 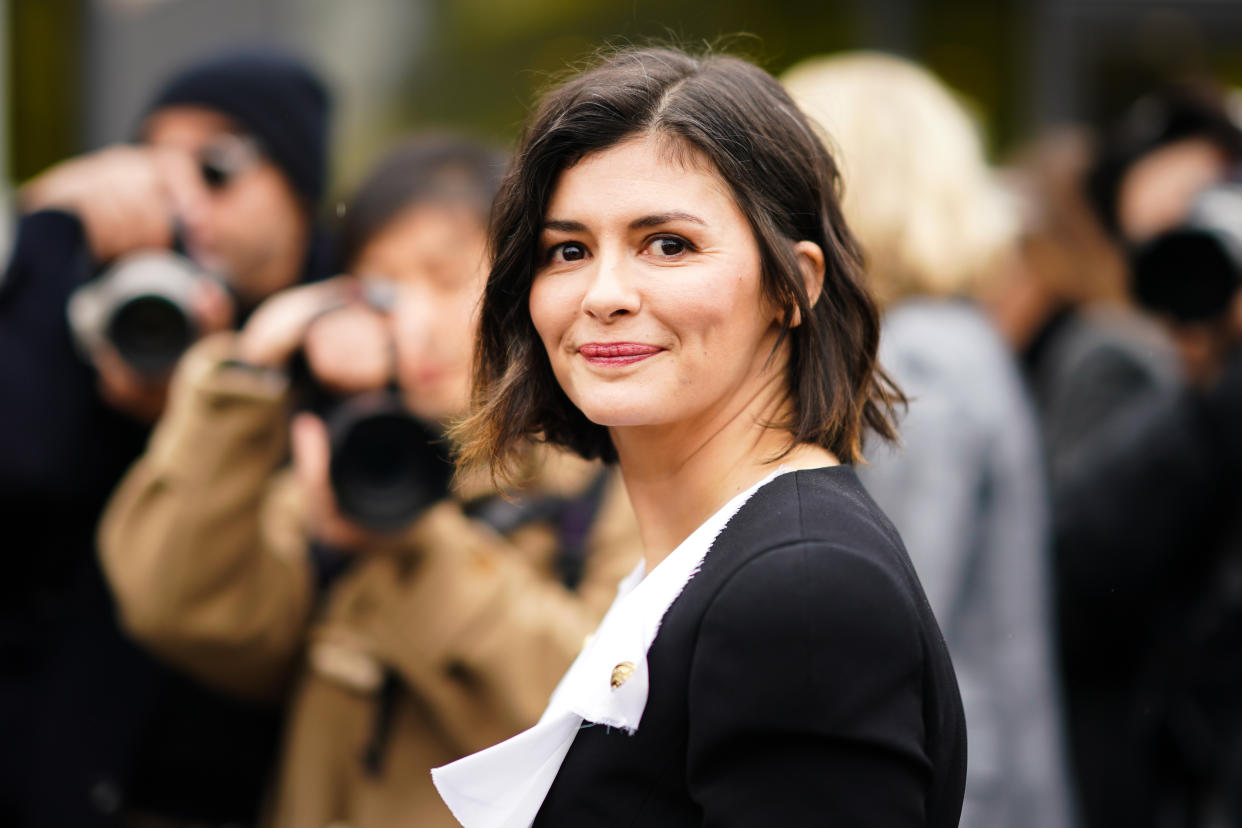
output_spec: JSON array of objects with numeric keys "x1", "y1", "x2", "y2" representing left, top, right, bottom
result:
[
  {"x1": 563, "y1": 132, "x2": 716, "y2": 178},
  {"x1": 545, "y1": 135, "x2": 736, "y2": 222}
]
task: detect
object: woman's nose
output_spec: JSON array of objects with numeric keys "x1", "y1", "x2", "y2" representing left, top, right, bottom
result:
[{"x1": 581, "y1": 254, "x2": 640, "y2": 321}]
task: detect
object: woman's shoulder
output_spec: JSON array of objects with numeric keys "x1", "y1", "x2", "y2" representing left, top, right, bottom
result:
[
  {"x1": 699, "y1": 524, "x2": 927, "y2": 669},
  {"x1": 684, "y1": 465, "x2": 933, "y2": 640},
  {"x1": 670, "y1": 466, "x2": 967, "y2": 828},
  {"x1": 690, "y1": 463, "x2": 961, "y2": 720},
  {"x1": 719, "y1": 466, "x2": 911, "y2": 571}
]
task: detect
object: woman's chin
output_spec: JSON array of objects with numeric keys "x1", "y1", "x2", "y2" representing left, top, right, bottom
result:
[{"x1": 576, "y1": 401, "x2": 661, "y2": 430}]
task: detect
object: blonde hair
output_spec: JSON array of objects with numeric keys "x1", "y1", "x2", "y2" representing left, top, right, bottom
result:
[{"x1": 783, "y1": 52, "x2": 1017, "y2": 306}]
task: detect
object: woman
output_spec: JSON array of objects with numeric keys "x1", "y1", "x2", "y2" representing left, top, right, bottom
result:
[
  {"x1": 433, "y1": 47, "x2": 966, "y2": 827},
  {"x1": 98, "y1": 136, "x2": 641, "y2": 828},
  {"x1": 784, "y1": 53, "x2": 1075, "y2": 828}
]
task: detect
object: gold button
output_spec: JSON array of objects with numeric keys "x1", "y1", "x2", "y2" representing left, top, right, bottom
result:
[{"x1": 610, "y1": 661, "x2": 635, "y2": 689}]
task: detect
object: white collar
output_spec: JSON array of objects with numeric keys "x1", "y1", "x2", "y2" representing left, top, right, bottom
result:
[{"x1": 432, "y1": 467, "x2": 790, "y2": 828}]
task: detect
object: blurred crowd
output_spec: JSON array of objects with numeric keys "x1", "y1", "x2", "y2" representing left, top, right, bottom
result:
[{"x1": 1, "y1": 40, "x2": 1241, "y2": 828}]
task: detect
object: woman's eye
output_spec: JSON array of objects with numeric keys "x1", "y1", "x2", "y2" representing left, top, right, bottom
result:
[
  {"x1": 646, "y1": 236, "x2": 689, "y2": 257},
  {"x1": 550, "y1": 242, "x2": 587, "y2": 262}
]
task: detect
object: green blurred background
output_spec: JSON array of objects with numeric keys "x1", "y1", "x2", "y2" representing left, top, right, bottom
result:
[{"x1": 7, "y1": 0, "x2": 1242, "y2": 203}]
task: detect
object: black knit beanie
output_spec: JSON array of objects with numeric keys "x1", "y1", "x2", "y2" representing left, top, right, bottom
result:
[{"x1": 145, "y1": 49, "x2": 331, "y2": 209}]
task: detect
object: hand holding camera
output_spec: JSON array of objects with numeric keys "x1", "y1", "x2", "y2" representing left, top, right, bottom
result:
[
  {"x1": 238, "y1": 279, "x2": 453, "y2": 545},
  {"x1": 20, "y1": 144, "x2": 201, "y2": 263},
  {"x1": 23, "y1": 143, "x2": 245, "y2": 419},
  {"x1": 233, "y1": 277, "x2": 357, "y2": 369}
]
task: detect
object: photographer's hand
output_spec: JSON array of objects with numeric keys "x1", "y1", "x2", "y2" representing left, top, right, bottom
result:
[
  {"x1": 233, "y1": 278, "x2": 356, "y2": 369},
  {"x1": 258, "y1": 286, "x2": 399, "y2": 547},
  {"x1": 291, "y1": 411, "x2": 375, "y2": 551},
  {"x1": 94, "y1": 345, "x2": 169, "y2": 425},
  {"x1": 300, "y1": 302, "x2": 393, "y2": 394},
  {"x1": 19, "y1": 144, "x2": 200, "y2": 263},
  {"x1": 294, "y1": 302, "x2": 406, "y2": 546}
]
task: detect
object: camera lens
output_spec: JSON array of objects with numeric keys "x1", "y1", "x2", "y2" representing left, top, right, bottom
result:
[
  {"x1": 1133, "y1": 229, "x2": 1241, "y2": 323},
  {"x1": 1131, "y1": 183, "x2": 1242, "y2": 323},
  {"x1": 106, "y1": 294, "x2": 195, "y2": 377},
  {"x1": 67, "y1": 250, "x2": 214, "y2": 379},
  {"x1": 328, "y1": 393, "x2": 453, "y2": 531}
]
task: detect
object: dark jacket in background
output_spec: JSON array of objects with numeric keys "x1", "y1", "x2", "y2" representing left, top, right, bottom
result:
[
  {"x1": 1028, "y1": 304, "x2": 1242, "y2": 827},
  {"x1": 0, "y1": 211, "x2": 158, "y2": 826},
  {"x1": 0, "y1": 209, "x2": 331, "y2": 827},
  {"x1": 1053, "y1": 344, "x2": 1242, "y2": 828},
  {"x1": 1027, "y1": 304, "x2": 1182, "y2": 497}
]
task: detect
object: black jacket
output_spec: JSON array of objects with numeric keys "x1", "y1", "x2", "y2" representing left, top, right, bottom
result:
[
  {"x1": 534, "y1": 466, "x2": 967, "y2": 827},
  {"x1": 0, "y1": 209, "x2": 332, "y2": 827},
  {"x1": 1053, "y1": 345, "x2": 1242, "y2": 827}
]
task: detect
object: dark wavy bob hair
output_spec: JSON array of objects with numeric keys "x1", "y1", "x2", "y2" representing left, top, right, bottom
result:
[{"x1": 457, "y1": 46, "x2": 901, "y2": 478}]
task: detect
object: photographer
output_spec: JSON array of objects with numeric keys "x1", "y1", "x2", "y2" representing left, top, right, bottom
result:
[
  {"x1": 99, "y1": 136, "x2": 642, "y2": 828},
  {"x1": 14, "y1": 49, "x2": 333, "y2": 421},
  {"x1": 0, "y1": 50, "x2": 333, "y2": 826},
  {"x1": 1053, "y1": 85, "x2": 1242, "y2": 828}
]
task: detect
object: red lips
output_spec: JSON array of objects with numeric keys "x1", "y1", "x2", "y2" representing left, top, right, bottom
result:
[{"x1": 578, "y1": 342, "x2": 663, "y2": 366}]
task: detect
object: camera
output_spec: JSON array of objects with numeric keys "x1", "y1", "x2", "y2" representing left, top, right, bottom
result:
[
  {"x1": 290, "y1": 286, "x2": 454, "y2": 531},
  {"x1": 321, "y1": 388, "x2": 453, "y2": 531},
  {"x1": 67, "y1": 249, "x2": 215, "y2": 378},
  {"x1": 1131, "y1": 183, "x2": 1242, "y2": 323}
]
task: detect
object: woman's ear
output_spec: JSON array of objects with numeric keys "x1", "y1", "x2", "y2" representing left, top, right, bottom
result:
[{"x1": 789, "y1": 241, "x2": 826, "y2": 327}]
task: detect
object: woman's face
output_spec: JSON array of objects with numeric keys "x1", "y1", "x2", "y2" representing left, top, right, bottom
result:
[
  {"x1": 529, "y1": 134, "x2": 787, "y2": 434},
  {"x1": 353, "y1": 203, "x2": 488, "y2": 422}
]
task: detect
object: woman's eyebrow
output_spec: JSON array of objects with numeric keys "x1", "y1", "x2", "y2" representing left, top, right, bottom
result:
[
  {"x1": 542, "y1": 212, "x2": 707, "y2": 232},
  {"x1": 629, "y1": 211, "x2": 706, "y2": 229},
  {"x1": 543, "y1": 219, "x2": 586, "y2": 231}
]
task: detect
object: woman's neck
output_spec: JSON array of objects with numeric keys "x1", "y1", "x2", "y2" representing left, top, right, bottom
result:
[{"x1": 611, "y1": 379, "x2": 837, "y2": 573}]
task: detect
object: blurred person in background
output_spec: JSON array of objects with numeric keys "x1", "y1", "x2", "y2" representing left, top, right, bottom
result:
[
  {"x1": 1036, "y1": 84, "x2": 1242, "y2": 828},
  {"x1": 0, "y1": 50, "x2": 333, "y2": 827},
  {"x1": 987, "y1": 125, "x2": 1183, "y2": 479},
  {"x1": 785, "y1": 52, "x2": 1075, "y2": 828},
  {"x1": 98, "y1": 135, "x2": 643, "y2": 828},
  {"x1": 985, "y1": 122, "x2": 1181, "y2": 828}
]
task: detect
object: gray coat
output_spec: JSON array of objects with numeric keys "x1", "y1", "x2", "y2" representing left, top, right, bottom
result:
[{"x1": 859, "y1": 298, "x2": 1075, "y2": 828}]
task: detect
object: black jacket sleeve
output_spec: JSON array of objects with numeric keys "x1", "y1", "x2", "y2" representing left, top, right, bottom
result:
[
  {"x1": 686, "y1": 541, "x2": 932, "y2": 827},
  {"x1": 0, "y1": 210, "x2": 146, "y2": 600},
  {"x1": 1053, "y1": 347, "x2": 1242, "y2": 607},
  {"x1": 0, "y1": 210, "x2": 98, "y2": 496}
]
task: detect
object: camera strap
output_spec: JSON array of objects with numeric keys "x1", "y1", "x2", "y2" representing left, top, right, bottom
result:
[
  {"x1": 462, "y1": 468, "x2": 611, "y2": 591},
  {"x1": 553, "y1": 469, "x2": 610, "y2": 591}
]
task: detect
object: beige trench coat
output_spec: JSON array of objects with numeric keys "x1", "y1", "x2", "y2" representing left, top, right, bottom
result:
[{"x1": 99, "y1": 334, "x2": 642, "y2": 828}]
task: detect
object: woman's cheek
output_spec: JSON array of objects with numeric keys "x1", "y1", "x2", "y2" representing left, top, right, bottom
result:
[{"x1": 529, "y1": 277, "x2": 570, "y2": 349}]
